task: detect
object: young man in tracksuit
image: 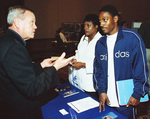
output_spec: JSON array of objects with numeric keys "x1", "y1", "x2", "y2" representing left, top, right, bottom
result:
[{"x1": 93, "y1": 5, "x2": 149, "y2": 119}]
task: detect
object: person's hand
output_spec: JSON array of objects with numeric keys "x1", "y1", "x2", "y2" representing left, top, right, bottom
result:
[
  {"x1": 40, "y1": 58, "x2": 56, "y2": 68},
  {"x1": 53, "y1": 52, "x2": 75, "y2": 70},
  {"x1": 71, "y1": 59, "x2": 77, "y2": 64},
  {"x1": 126, "y1": 96, "x2": 140, "y2": 107},
  {"x1": 99, "y1": 93, "x2": 110, "y2": 112},
  {"x1": 72, "y1": 62, "x2": 85, "y2": 69},
  {"x1": 69, "y1": 59, "x2": 77, "y2": 66}
]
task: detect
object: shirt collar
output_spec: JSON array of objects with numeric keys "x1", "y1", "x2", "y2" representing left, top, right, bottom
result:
[
  {"x1": 9, "y1": 29, "x2": 26, "y2": 46},
  {"x1": 84, "y1": 32, "x2": 100, "y2": 41}
]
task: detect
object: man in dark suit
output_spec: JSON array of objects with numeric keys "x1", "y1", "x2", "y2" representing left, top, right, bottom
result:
[
  {"x1": 138, "y1": 20, "x2": 150, "y2": 95},
  {"x1": 0, "y1": 6, "x2": 74, "y2": 119}
]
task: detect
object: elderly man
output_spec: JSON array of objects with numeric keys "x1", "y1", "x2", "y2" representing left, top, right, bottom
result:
[{"x1": 0, "y1": 6, "x2": 74, "y2": 119}]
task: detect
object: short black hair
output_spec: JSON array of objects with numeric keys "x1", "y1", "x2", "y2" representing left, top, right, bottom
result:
[
  {"x1": 99, "y1": 5, "x2": 119, "y2": 17},
  {"x1": 83, "y1": 14, "x2": 100, "y2": 26},
  {"x1": 56, "y1": 27, "x2": 64, "y2": 34}
]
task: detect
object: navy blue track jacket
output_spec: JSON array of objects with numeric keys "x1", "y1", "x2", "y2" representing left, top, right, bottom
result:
[{"x1": 93, "y1": 26, "x2": 149, "y2": 100}]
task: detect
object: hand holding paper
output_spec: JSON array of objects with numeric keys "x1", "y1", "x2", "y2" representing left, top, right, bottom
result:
[
  {"x1": 126, "y1": 96, "x2": 140, "y2": 107},
  {"x1": 116, "y1": 79, "x2": 149, "y2": 106}
]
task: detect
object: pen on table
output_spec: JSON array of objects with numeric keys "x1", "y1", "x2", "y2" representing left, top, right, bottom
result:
[{"x1": 70, "y1": 103, "x2": 80, "y2": 112}]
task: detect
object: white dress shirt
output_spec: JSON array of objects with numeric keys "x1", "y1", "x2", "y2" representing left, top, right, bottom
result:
[
  {"x1": 59, "y1": 32, "x2": 67, "y2": 42},
  {"x1": 69, "y1": 32, "x2": 102, "y2": 92}
]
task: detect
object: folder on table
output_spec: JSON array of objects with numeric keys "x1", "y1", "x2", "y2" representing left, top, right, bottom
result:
[{"x1": 116, "y1": 79, "x2": 149, "y2": 105}]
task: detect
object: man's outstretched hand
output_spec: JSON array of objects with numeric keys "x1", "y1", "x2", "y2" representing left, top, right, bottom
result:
[{"x1": 53, "y1": 52, "x2": 75, "y2": 70}]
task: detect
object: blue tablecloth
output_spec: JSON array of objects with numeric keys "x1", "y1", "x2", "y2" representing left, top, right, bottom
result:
[{"x1": 41, "y1": 83, "x2": 128, "y2": 119}]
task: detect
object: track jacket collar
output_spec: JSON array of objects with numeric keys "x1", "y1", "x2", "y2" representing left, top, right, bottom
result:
[{"x1": 100, "y1": 26, "x2": 124, "y2": 47}]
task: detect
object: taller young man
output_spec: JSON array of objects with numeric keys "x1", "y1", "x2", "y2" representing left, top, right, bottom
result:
[{"x1": 93, "y1": 5, "x2": 149, "y2": 119}]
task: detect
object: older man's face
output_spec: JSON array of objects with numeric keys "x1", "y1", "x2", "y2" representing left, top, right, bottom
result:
[{"x1": 19, "y1": 10, "x2": 37, "y2": 40}]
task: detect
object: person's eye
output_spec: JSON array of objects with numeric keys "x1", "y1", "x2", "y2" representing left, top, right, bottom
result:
[
  {"x1": 31, "y1": 20, "x2": 35, "y2": 24},
  {"x1": 88, "y1": 24, "x2": 91, "y2": 28},
  {"x1": 104, "y1": 19, "x2": 108, "y2": 22}
]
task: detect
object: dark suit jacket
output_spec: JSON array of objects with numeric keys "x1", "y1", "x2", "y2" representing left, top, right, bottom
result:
[
  {"x1": 138, "y1": 20, "x2": 150, "y2": 48},
  {"x1": 0, "y1": 29, "x2": 59, "y2": 119}
]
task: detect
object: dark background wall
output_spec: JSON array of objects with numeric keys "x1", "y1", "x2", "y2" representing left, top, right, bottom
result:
[
  {"x1": 0, "y1": 0, "x2": 24, "y2": 32},
  {"x1": 24, "y1": 0, "x2": 150, "y2": 39},
  {"x1": 1, "y1": 0, "x2": 150, "y2": 39}
]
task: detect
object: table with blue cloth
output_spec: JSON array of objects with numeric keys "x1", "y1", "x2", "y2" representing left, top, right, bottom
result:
[{"x1": 41, "y1": 83, "x2": 128, "y2": 119}]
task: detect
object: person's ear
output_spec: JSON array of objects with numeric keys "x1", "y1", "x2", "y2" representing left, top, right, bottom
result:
[
  {"x1": 113, "y1": 15, "x2": 118, "y2": 23},
  {"x1": 13, "y1": 17, "x2": 21, "y2": 29},
  {"x1": 95, "y1": 25, "x2": 98, "y2": 29}
]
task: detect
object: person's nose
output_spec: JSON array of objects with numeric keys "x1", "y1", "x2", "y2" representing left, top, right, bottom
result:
[
  {"x1": 84, "y1": 25, "x2": 88, "y2": 30},
  {"x1": 100, "y1": 22, "x2": 104, "y2": 27},
  {"x1": 34, "y1": 24, "x2": 37, "y2": 29},
  {"x1": 100, "y1": 21, "x2": 104, "y2": 27}
]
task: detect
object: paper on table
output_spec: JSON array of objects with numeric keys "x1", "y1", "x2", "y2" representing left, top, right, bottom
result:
[
  {"x1": 59, "y1": 109, "x2": 69, "y2": 115},
  {"x1": 67, "y1": 97, "x2": 99, "y2": 113}
]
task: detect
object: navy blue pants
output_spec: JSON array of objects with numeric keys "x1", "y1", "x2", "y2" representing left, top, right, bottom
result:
[{"x1": 112, "y1": 105, "x2": 136, "y2": 119}]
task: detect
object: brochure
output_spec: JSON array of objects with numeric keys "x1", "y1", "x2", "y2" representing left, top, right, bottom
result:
[
  {"x1": 54, "y1": 86, "x2": 71, "y2": 92},
  {"x1": 116, "y1": 79, "x2": 149, "y2": 105},
  {"x1": 96, "y1": 112, "x2": 118, "y2": 119}
]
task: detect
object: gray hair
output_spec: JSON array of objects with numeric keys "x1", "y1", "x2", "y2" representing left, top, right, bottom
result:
[{"x1": 7, "y1": 6, "x2": 34, "y2": 26}]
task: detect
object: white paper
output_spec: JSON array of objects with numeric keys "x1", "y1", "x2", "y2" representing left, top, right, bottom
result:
[
  {"x1": 59, "y1": 109, "x2": 69, "y2": 115},
  {"x1": 67, "y1": 97, "x2": 99, "y2": 113}
]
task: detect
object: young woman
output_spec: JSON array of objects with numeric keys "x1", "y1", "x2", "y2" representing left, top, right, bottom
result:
[{"x1": 69, "y1": 14, "x2": 102, "y2": 99}]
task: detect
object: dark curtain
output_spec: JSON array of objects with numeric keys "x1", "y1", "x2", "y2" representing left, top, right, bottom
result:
[{"x1": 0, "y1": 0, "x2": 24, "y2": 35}]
